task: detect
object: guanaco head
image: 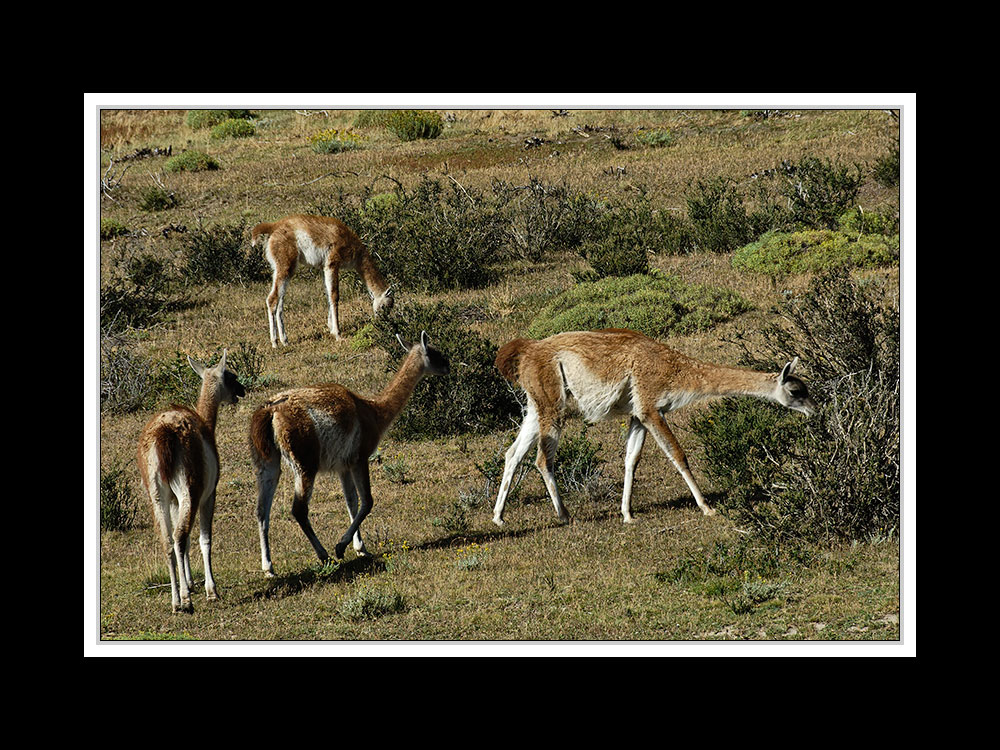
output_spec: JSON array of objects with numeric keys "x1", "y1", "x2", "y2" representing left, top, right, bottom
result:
[
  {"x1": 774, "y1": 357, "x2": 816, "y2": 416},
  {"x1": 373, "y1": 286, "x2": 395, "y2": 318},
  {"x1": 396, "y1": 330, "x2": 450, "y2": 376},
  {"x1": 188, "y1": 349, "x2": 247, "y2": 406}
]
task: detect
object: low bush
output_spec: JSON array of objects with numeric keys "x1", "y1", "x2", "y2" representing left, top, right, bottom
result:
[
  {"x1": 338, "y1": 584, "x2": 406, "y2": 621},
  {"x1": 732, "y1": 229, "x2": 898, "y2": 277},
  {"x1": 576, "y1": 192, "x2": 695, "y2": 278},
  {"x1": 101, "y1": 335, "x2": 153, "y2": 414},
  {"x1": 101, "y1": 463, "x2": 140, "y2": 532},
  {"x1": 308, "y1": 128, "x2": 364, "y2": 154},
  {"x1": 164, "y1": 150, "x2": 219, "y2": 172},
  {"x1": 527, "y1": 273, "x2": 750, "y2": 340},
  {"x1": 101, "y1": 242, "x2": 184, "y2": 333},
  {"x1": 837, "y1": 206, "x2": 899, "y2": 236},
  {"x1": 872, "y1": 146, "x2": 900, "y2": 188},
  {"x1": 180, "y1": 221, "x2": 270, "y2": 285},
  {"x1": 554, "y1": 428, "x2": 613, "y2": 502},
  {"x1": 690, "y1": 269, "x2": 900, "y2": 545},
  {"x1": 139, "y1": 185, "x2": 178, "y2": 211},
  {"x1": 370, "y1": 301, "x2": 521, "y2": 439},
  {"x1": 353, "y1": 110, "x2": 394, "y2": 129},
  {"x1": 492, "y1": 178, "x2": 605, "y2": 262},
  {"x1": 384, "y1": 109, "x2": 443, "y2": 141},
  {"x1": 186, "y1": 109, "x2": 252, "y2": 130},
  {"x1": 210, "y1": 118, "x2": 256, "y2": 139},
  {"x1": 100, "y1": 217, "x2": 129, "y2": 240},
  {"x1": 635, "y1": 128, "x2": 673, "y2": 148},
  {"x1": 685, "y1": 175, "x2": 793, "y2": 254},
  {"x1": 685, "y1": 176, "x2": 761, "y2": 253},
  {"x1": 317, "y1": 176, "x2": 507, "y2": 292},
  {"x1": 780, "y1": 156, "x2": 864, "y2": 229}
]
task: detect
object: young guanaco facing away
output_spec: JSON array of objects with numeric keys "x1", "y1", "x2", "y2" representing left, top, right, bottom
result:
[
  {"x1": 249, "y1": 331, "x2": 449, "y2": 575},
  {"x1": 492, "y1": 329, "x2": 816, "y2": 525},
  {"x1": 136, "y1": 351, "x2": 246, "y2": 613},
  {"x1": 250, "y1": 214, "x2": 394, "y2": 348}
]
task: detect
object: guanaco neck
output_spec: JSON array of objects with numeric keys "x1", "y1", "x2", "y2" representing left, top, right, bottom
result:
[
  {"x1": 371, "y1": 348, "x2": 425, "y2": 433},
  {"x1": 357, "y1": 246, "x2": 389, "y2": 297},
  {"x1": 195, "y1": 382, "x2": 221, "y2": 433},
  {"x1": 669, "y1": 358, "x2": 777, "y2": 402}
]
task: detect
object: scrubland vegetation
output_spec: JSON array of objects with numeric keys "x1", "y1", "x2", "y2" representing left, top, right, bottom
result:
[{"x1": 95, "y1": 107, "x2": 904, "y2": 645}]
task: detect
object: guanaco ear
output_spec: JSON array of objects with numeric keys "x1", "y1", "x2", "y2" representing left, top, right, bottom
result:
[
  {"x1": 780, "y1": 357, "x2": 799, "y2": 383},
  {"x1": 386, "y1": 285, "x2": 394, "y2": 296},
  {"x1": 420, "y1": 330, "x2": 429, "y2": 353},
  {"x1": 187, "y1": 355, "x2": 207, "y2": 378},
  {"x1": 218, "y1": 348, "x2": 228, "y2": 371},
  {"x1": 396, "y1": 333, "x2": 411, "y2": 351}
]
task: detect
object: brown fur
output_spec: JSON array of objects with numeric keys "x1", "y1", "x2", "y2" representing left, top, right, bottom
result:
[
  {"x1": 253, "y1": 214, "x2": 392, "y2": 345},
  {"x1": 135, "y1": 354, "x2": 243, "y2": 612},
  {"x1": 139, "y1": 406, "x2": 214, "y2": 493},
  {"x1": 251, "y1": 335, "x2": 449, "y2": 570},
  {"x1": 495, "y1": 338, "x2": 530, "y2": 382},
  {"x1": 492, "y1": 328, "x2": 815, "y2": 525}
]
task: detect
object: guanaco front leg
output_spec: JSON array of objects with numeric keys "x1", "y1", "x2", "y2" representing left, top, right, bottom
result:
[{"x1": 643, "y1": 411, "x2": 715, "y2": 516}]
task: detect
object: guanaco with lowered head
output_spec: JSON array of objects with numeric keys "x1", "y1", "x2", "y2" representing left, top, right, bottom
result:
[
  {"x1": 136, "y1": 351, "x2": 246, "y2": 613},
  {"x1": 492, "y1": 328, "x2": 816, "y2": 526},
  {"x1": 248, "y1": 331, "x2": 449, "y2": 575},
  {"x1": 250, "y1": 214, "x2": 394, "y2": 347}
]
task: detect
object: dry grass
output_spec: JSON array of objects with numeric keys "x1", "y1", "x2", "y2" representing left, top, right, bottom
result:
[{"x1": 94, "y1": 106, "x2": 902, "y2": 647}]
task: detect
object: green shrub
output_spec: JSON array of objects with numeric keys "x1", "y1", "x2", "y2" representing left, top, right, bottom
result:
[
  {"x1": 370, "y1": 301, "x2": 521, "y2": 439},
  {"x1": 384, "y1": 109, "x2": 443, "y2": 141},
  {"x1": 353, "y1": 110, "x2": 394, "y2": 129},
  {"x1": 780, "y1": 156, "x2": 863, "y2": 229},
  {"x1": 685, "y1": 176, "x2": 757, "y2": 253},
  {"x1": 180, "y1": 221, "x2": 270, "y2": 284},
  {"x1": 101, "y1": 335, "x2": 154, "y2": 414},
  {"x1": 837, "y1": 206, "x2": 899, "y2": 236},
  {"x1": 338, "y1": 584, "x2": 406, "y2": 621},
  {"x1": 579, "y1": 232, "x2": 649, "y2": 279},
  {"x1": 308, "y1": 128, "x2": 364, "y2": 154},
  {"x1": 685, "y1": 175, "x2": 790, "y2": 253},
  {"x1": 527, "y1": 273, "x2": 751, "y2": 340},
  {"x1": 635, "y1": 128, "x2": 673, "y2": 148},
  {"x1": 220, "y1": 341, "x2": 268, "y2": 391},
  {"x1": 164, "y1": 150, "x2": 219, "y2": 172},
  {"x1": 872, "y1": 146, "x2": 900, "y2": 188},
  {"x1": 691, "y1": 270, "x2": 900, "y2": 545},
  {"x1": 149, "y1": 350, "x2": 201, "y2": 406},
  {"x1": 732, "y1": 230, "x2": 898, "y2": 277},
  {"x1": 186, "y1": 109, "x2": 252, "y2": 130},
  {"x1": 210, "y1": 118, "x2": 256, "y2": 139},
  {"x1": 554, "y1": 428, "x2": 609, "y2": 500},
  {"x1": 731, "y1": 268, "x2": 900, "y2": 384},
  {"x1": 100, "y1": 217, "x2": 129, "y2": 240},
  {"x1": 491, "y1": 178, "x2": 607, "y2": 261},
  {"x1": 139, "y1": 185, "x2": 178, "y2": 211},
  {"x1": 576, "y1": 192, "x2": 695, "y2": 278},
  {"x1": 101, "y1": 463, "x2": 140, "y2": 532},
  {"x1": 101, "y1": 243, "x2": 184, "y2": 333},
  {"x1": 317, "y1": 176, "x2": 507, "y2": 292}
]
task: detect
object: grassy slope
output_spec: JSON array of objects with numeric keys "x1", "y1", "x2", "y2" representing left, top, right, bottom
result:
[{"x1": 97, "y1": 108, "x2": 900, "y2": 643}]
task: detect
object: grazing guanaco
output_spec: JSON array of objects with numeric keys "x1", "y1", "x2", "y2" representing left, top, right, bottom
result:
[
  {"x1": 492, "y1": 329, "x2": 816, "y2": 525},
  {"x1": 136, "y1": 351, "x2": 246, "y2": 613},
  {"x1": 250, "y1": 214, "x2": 394, "y2": 347},
  {"x1": 249, "y1": 331, "x2": 449, "y2": 575}
]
